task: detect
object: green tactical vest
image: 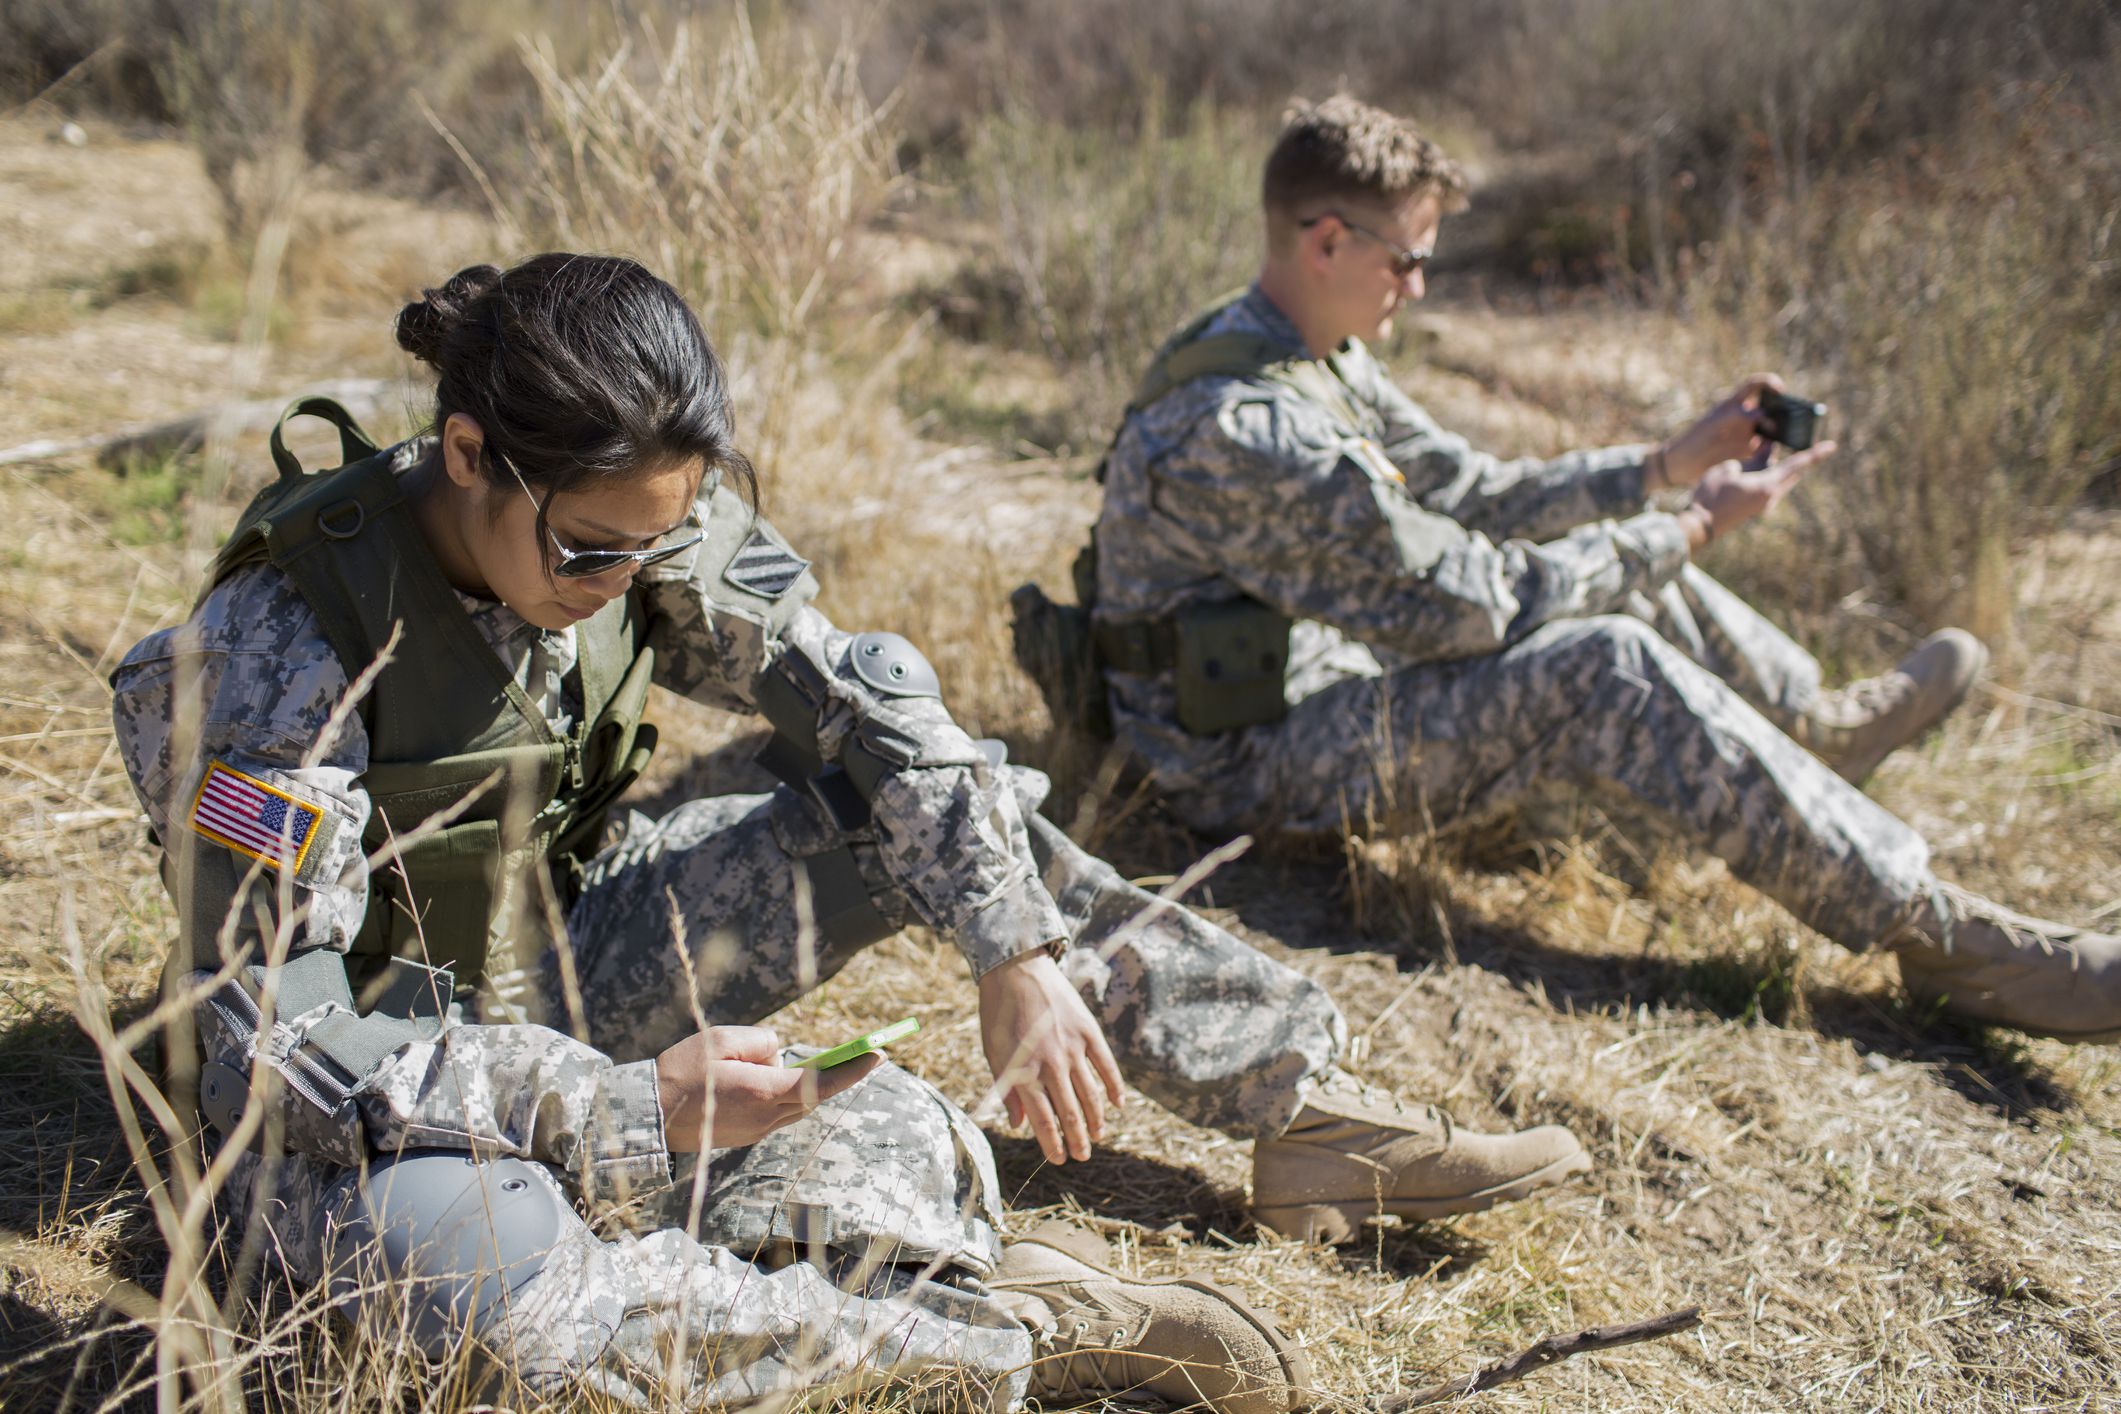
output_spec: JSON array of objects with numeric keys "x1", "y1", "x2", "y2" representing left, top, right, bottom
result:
[{"x1": 204, "y1": 398, "x2": 659, "y2": 998}]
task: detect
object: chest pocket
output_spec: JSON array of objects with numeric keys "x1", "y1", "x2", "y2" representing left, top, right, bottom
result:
[{"x1": 1344, "y1": 442, "x2": 1460, "y2": 577}]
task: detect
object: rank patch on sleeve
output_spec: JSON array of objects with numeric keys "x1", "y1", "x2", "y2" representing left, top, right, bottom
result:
[
  {"x1": 722, "y1": 530, "x2": 811, "y2": 601},
  {"x1": 188, "y1": 761, "x2": 326, "y2": 874}
]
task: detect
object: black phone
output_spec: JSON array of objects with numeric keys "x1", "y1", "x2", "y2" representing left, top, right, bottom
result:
[{"x1": 1756, "y1": 389, "x2": 1828, "y2": 451}]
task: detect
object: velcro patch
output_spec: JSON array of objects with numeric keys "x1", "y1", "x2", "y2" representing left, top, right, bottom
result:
[
  {"x1": 188, "y1": 761, "x2": 327, "y2": 875},
  {"x1": 722, "y1": 530, "x2": 810, "y2": 601}
]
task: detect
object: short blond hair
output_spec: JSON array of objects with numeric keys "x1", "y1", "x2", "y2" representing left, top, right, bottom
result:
[{"x1": 1263, "y1": 95, "x2": 1468, "y2": 232}]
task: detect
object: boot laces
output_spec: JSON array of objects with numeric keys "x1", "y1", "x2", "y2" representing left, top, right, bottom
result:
[
  {"x1": 1937, "y1": 881, "x2": 2076, "y2": 960},
  {"x1": 1318, "y1": 1070, "x2": 1452, "y2": 1138},
  {"x1": 1028, "y1": 1311, "x2": 1144, "y2": 1396}
]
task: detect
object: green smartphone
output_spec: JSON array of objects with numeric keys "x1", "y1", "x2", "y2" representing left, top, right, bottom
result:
[{"x1": 788, "y1": 1016, "x2": 921, "y2": 1070}]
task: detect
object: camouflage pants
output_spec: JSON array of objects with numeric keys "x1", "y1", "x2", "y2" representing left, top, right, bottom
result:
[
  {"x1": 1192, "y1": 612, "x2": 1940, "y2": 950},
  {"x1": 1627, "y1": 564, "x2": 1822, "y2": 728},
  {"x1": 558, "y1": 770, "x2": 1345, "y2": 1140},
  {"x1": 227, "y1": 1061, "x2": 1034, "y2": 1411}
]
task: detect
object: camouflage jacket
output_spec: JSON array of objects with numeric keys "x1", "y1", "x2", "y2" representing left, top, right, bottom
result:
[
  {"x1": 111, "y1": 440, "x2": 1068, "y2": 1193},
  {"x1": 1093, "y1": 284, "x2": 1693, "y2": 807}
]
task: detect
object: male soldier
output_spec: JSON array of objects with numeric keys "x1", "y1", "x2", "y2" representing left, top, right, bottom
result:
[{"x1": 1073, "y1": 94, "x2": 2120, "y2": 1043}]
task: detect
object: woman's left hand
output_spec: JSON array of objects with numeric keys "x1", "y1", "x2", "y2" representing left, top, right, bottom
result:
[{"x1": 977, "y1": 949, "x2": 1125, "y2": 1164}]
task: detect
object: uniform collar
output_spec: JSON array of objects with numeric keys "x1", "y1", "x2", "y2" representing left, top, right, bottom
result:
[{"x1": 1232, "y1": 283, "x2": 1314, "y2": 355}]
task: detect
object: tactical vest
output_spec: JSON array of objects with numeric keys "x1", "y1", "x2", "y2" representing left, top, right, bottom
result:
[
  {"x1": 1012, "y1": 292, "x2": 1368, "y2": 737},
  {"x1": 205, "y1": 398, "x2": 658, "y2": 999}
]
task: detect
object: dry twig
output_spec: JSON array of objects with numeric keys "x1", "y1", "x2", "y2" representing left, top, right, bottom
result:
[{"x1": 1366, "y1": 1307, "x2": 1705, "y2": 1411}]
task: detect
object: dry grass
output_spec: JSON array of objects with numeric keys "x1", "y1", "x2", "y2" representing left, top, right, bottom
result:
[{"x1": 3, "y1": 12, "x2": 2120, "y2": 1412}]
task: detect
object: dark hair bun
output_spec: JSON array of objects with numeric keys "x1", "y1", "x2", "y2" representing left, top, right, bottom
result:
[{"x1": 394, "y1": 263, "x2": 503, "y2": 365}]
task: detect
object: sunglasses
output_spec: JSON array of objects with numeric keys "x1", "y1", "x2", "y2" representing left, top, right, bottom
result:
[
  {"x1": 499, "y1": 452, "x2": 705, "y2": 579},
  {"x1": 1301, "y1": 212, "x2": 1434, "y2": 278}
]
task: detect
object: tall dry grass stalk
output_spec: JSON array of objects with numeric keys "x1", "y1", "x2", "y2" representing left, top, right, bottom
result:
[{"x1": 512, "y1": 7, "x2": 905, "y2": 472}]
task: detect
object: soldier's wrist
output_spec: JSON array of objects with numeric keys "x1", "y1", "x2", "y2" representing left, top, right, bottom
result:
[
  {"x1": 1677, "y1": 503, "x2": 1716, "y2": 552},
  {"x1": 1647, "y1": 444, "x2": 1671, "y2": 493}
]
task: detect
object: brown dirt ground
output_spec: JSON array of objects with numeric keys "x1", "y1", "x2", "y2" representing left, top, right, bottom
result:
[{"x1": 1, "y1": 118, "x2": 2116, "y2": 1412}]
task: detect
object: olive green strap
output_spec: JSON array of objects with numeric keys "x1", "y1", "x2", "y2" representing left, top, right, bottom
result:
[
  {"x1": 1093, "y1": 616, "x2": 1179, "y2": 675},
  {"x1": 795, "y1": 846, "x2": 898, "y2": 950},
  {"x1": 269, "y1": 396, "x2": 382, "y2": 482}
]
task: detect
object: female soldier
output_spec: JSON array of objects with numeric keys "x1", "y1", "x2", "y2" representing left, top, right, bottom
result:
[{"x1": 109, "y1": 251, "x2": 1548, "y2": 1402}]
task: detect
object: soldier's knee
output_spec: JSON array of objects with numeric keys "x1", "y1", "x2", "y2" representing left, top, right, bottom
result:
[
  {"x1": 1570, "y1": 615, "x2": 1684, "y2": 682},
  {"x1": 323, "y1": 1151, "x2": 577, "y2": 1354},
  {"x1": 1003, "y1": 762, "x2": 1054, "y2": 812}
]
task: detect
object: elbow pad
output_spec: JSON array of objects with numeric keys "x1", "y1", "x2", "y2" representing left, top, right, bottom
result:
[{"x1": 753, "y1": 632, "x2": 1003, "y2": 831}]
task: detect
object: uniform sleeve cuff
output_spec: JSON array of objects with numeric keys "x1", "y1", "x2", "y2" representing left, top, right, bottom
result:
[
  {"x1": 955, "y1": 873, "x2": 1070, "y2": 981},
  {"x1": 1609, "y1": 446, "x2": 1657, "y2": 511},
  {"x1": 1631, "y1": 510, "x2": 1694, "y2": 584},
  {"x1": 579, "y1": 1057, "x2": 671, "y2": 1205}
]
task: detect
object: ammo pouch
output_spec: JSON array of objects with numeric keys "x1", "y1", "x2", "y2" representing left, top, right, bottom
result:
[
  {"x1": 1093, "y1": 596, "x2": 1293, "y2": 736},
  {"x1": 1170, "y1": 597, "x2": 1292, "y2": 735},
  {"x1": 1017, "y1": 592, "x2": 1293, "y2": 739}
]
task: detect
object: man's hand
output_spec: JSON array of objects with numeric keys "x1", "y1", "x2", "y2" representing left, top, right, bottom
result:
[
  {"x1": 977, "y1": 949, "x2": 1125, "y2": 1164},
  {"x1": 655, "y1": 1024, "x2": 880, "y2": 1152},
  {"x1": 1679, "y1": 440, "x2": 1838, "y2": 550},
  {"x1": 1653, "y1": 373, "x2": 1787, "y2": 491}
]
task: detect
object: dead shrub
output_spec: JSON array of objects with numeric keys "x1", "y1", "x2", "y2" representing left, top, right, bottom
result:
[
  {"x1": 941, "y1": 92, "x2": 1266, "y2": 449},
  {"x1": 506, "y1": 8, "x2": 905, "y2": 471}
]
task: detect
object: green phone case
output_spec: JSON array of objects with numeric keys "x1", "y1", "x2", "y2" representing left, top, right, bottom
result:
[{"x1": 789, "y1": 1016, "x2": 921, "y2": 1070}]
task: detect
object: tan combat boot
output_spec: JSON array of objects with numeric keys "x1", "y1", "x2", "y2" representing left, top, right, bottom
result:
[
  {"x1": 991, "y1": 1226, "x2": 1309, "y2": 1414},
  {"x1": 1251, "y1": 1071, "x2": 1590, "y2": 1245},
  {"x1": 1887, "y1": 889, "x2": 2121, "y2": 1043},
  {"x1": 1790, "y1": 629, "x2": 1987, "y2": 783}
]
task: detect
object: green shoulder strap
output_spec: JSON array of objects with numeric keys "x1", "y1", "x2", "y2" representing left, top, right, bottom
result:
[
  {"x1": 1116, "y1": 291, "x2": 1372, "y2": 450},
  {"x1": 269, "y1": 396, "x2": 382, "y2": 483}
]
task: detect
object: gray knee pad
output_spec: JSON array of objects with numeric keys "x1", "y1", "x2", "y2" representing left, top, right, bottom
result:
[{"x1": 322, "y1": 1151, "x2": 573, "y2": 1352}]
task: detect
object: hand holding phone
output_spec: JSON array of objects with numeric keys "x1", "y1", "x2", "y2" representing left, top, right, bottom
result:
[
  {"x1": 657, "y1": 1023, "x2": 885, "y2": 1151},
  {"x1": 1756, "y1": 388, "x2": 1828, "y2": 451}
]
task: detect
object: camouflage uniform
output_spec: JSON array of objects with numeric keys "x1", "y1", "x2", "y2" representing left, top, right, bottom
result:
[
  {"x1": 1094, "y1": 285, "x2": 1949, "y2": 948},
  {"x1": 112, "y1": 442, "x2": 1343, "y2": 1404}
]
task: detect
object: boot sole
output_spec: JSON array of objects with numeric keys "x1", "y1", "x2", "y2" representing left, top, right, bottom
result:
[
  {"x1": 1253, "y1": 1148, "x2": 1593, "y2": 1245},
  {"x1": 1907, "y1": 989, "x2": 2121, "y2": 1045}
]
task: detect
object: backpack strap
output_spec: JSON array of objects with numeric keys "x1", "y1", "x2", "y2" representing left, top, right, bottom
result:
[{"x1": 270, "y1": 396, "x2": 383, "y2": 483}]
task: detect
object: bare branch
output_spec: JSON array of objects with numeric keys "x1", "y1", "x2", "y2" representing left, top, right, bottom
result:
[{"x1": 1365, "y1": 1308, "x2": 1706, "y2": 1412}]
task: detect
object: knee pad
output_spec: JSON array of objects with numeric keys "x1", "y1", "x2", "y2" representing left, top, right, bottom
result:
[{"x1": 322, "y1": 1151, "x2": 574, "y2": 1352}]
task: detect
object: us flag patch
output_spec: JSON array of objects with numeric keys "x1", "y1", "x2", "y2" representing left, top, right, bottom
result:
[
  {"x1": 722, "y1": 530, "x2": 810, "y2": 600},
  {"x1": 188, "y1": 761, "x2": 324, "y2": 873}
]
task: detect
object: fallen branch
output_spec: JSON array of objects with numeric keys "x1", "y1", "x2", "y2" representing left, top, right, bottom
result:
[
  {"x1": 1368, "y1": 1307, "x2": 1704, "y2": 1411},
  {"x1": 0, "y1": 378, "x2": 398, "y2": 470}
]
